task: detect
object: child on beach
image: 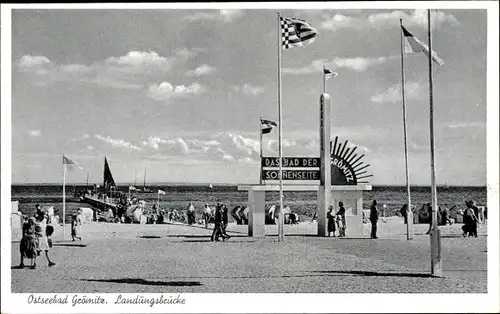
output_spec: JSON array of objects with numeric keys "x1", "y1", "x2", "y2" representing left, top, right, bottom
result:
[{"x1": 71, "y1": 214, "x2": 82, "y2": 241}]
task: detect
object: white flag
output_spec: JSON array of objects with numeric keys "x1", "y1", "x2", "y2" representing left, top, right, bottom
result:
[
  {"x1": 129, "y1": 185, "x2": 137, "y2": 191},
  {"x1": 63, "y1": 156, "x2": 83, "y2": 171},
  {"x1": 158, "y1": 189, "x2": 166, "y2": 195}
]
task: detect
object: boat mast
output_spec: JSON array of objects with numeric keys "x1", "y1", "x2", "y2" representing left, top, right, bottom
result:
[{"x1": 143, "y1": 165, "x2": 147, "y2": 189}]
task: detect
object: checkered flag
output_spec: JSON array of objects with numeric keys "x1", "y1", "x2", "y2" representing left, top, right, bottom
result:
[{"x1": 280, "y1": 16, "x2": 318, "y2": 50}]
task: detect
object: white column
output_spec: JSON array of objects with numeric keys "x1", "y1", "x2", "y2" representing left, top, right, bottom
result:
[
  {"x1": 248, "y1": 190, "x2": 266, "y2": 237},
  {"x1": 317, "y1": 93, "x2": 331, "y2": 237}
]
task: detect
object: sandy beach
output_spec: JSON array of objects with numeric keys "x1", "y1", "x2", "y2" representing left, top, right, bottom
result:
[{"x1": 11, "y1": 217, "x2": 487, "y2": 293}]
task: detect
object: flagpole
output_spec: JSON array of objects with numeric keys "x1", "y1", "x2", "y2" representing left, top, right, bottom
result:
[
  {"x1": 277, "y1": 12, "x2": 284, "y2": 242},
  {"x1": 259, "y1": 117, "x2": 263, "y2": 185},
  {"x1": 62, "y1": 154, "x2": 66, "y2": 241},
  {"x1": 400, "y1": 19, "x2": 413, "y2": 240},
  {"x1": 322, "y1": 65, "x2": 326, "y2": 94},
  {"x1": 427, "y1": 9, "x2": 442, "y2": 276}
]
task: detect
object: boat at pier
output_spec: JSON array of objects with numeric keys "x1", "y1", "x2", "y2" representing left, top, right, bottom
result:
[{"x1": 81, "y1": 157, "x2": 121, "y2": 211}]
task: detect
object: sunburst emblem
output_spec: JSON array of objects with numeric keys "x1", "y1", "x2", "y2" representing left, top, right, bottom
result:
[{"x1": 330, "y1": 136, "x2": 373, "y2": 185}]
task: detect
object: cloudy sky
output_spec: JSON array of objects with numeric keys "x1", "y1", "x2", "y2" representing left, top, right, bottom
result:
[{"x1": 9, "y1": 8, "x2": 488, "y2": 185}]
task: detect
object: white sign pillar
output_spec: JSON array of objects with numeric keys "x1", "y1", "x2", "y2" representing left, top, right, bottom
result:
[{"x1": 317, "y1": 93, "x2": 331, "y2": 236}]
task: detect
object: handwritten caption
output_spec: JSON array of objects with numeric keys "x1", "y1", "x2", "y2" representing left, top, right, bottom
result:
[{"x1": 27, "y1": 294, "x2": 186, "y2": 308}]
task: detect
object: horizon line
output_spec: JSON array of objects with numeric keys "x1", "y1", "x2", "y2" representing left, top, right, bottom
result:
[{"x1": 10, "y1": 182, "x2": 487, "y2": 188}]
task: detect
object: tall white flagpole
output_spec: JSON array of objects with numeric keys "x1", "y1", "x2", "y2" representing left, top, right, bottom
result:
[
  {"x1": 259, "y1": 117, "x2": 263, "y2": 185},
  {"x1": 277, "y1": 12, "x2": 284, "y2": 242},
  {"x1": 62, "y1": 154, "x2": 66, "y2": 241},
  {"x1": 400, "y1": 19, "x2": 413, "y2": 240},
  {"x1": 427, "y1": 9, "x2": 442, "y2": 276}
]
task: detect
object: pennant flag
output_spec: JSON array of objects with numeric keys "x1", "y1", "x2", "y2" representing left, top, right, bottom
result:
[
  {"x1": 209, "y1": 183, "x2": 213, "y2": 189},
  {"x1": 261, "y1": 118, "x2": 277, "y2": 135},
  {"x1": 402, "y1": 25, "x2": 444, "y2": 66},
  {"x1": 103, "y1": 157, "x2": 116, "y2": 189},
  {"x1": 280, "y1": 16, "x2": 318, "y2": 50},
  {"x1": 324, "y1": 68, "x2": 338, "y2": 81},
  {"x1": 158, "y1": 189, "x2": 166, "y2": 195},
  {"x1": 63, "y1": 156, "x2": 83, "y2": 171},
  {"x1": 129, "y1": 185, "x2": 137, "y2": 191}
]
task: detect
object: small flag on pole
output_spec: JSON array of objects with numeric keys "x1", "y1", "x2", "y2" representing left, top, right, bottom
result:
[
  {"x1": 402, "y1": 25, "x2": 444, "y2": 66},
  {"x1": 324, "y1": 68, "x2": 338, "y2": 81},
  {"x1": 261, "y1": 118, "x2": 277, "y2": 135},
  {"x1": 280, "y1": 16, "x2": 318, "y2": 50},
  {"x1": 129, "y1": 185, "x2": 137, "y2": 191},
  {"x1": 158, "y1": 189, "x2": 166, "y2": 195},
  {"x1": 63, "y1": 156, "x2": 83, "y2": 171}
]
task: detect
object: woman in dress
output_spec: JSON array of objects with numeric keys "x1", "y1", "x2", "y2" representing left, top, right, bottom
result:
[
  {"x1": 35, "y1": 214, "x2": 56, "y2": 267},
  {"x1": 19, "y1": 217, "x2": 38, "y2": 269},
  {"x1": 327, "y1": 205, "x2": 336, "y2": 237}
]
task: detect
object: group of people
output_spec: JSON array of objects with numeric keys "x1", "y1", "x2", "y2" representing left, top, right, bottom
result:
[
  {"x1": 19, "y1": 205, "x2": 56, "y2": 269},
  {"x1": 326, "y1": 200, "x2": 380, "y2": 239},
  {"x1": 210, "y1": 200, "x2": 231, "y2": 242},
  {"x1": 326, "y1": 202, "x2": 347, "y2": 237},
  {"x1": 461, "y1": 200, "x2": 481, "y2": 237}
]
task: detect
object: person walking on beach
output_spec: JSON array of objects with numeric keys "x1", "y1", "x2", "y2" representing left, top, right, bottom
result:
[
  {"x1": 35, "y1": 213, "x2": 56, "y2": 268},
  {"x1": 186, "y1": 202, "x2": 195, "y2": 225},
  {"x1": 400, "y1": 204, "x2": 409, "y2": 225},
  {"x1": 211, "y1": 202, "x2": 224, "y2": 241},
  {"x1": 463, "y1": 200, "x2": 479, "y2": 237},
  {"x1": 71, "y1": 214, "x2": 82, "y2": 241},
  {"x1": 203, "y1": 204, "x2": 212, "y2": 228},
  {"x1": 221, "y1": 202, "x2": 231, "y2": 240},
  {"x1": 327, "y1": 205, "x2": 336, "y2": 237},
  {"x1": 336, "y1": 201, "x2": 346, "y2": 237},
  {"x1": 19, "y1": 217, "x2": 38, "y2": 269},
  {"x1": 370, "y1": 200, "x2": 379, "y2": 239}
]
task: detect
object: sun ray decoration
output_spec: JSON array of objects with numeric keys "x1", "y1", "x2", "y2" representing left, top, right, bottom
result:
[{"x1": 330, "y1": 136, "x2": 373, "y2": 185}]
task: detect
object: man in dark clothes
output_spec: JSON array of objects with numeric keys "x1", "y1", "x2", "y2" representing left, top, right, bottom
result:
[
  {"x1": 370, "y1": 200, "x2": 379, "y2": 239},
  {"x1": 425, "y1": 203, "x2": 433, "y2": 235},
  {"x1": 211, "y1": 201, "x2": 229, "y2": 241},
  {"x1": 221, "y1": 203, "x2": 231, "y2": 239}
]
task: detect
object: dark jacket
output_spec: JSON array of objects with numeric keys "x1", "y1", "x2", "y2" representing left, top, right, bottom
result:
[
  {"x1": 223, "y1": 207, "x2": 229, "y2": 224},
  {"x1": 214, "y1": 205, "x2": 223, "y2": 223},
  {"x1": 370, "y1": 205, "x2": 378, "y2": 223}
]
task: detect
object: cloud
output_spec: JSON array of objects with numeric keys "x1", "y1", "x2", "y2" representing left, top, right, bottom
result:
[
  {"x1": 371, "y1": 81, "x2": 423, "y2": 103},
  {"x1": 321, "y1": 9, "x2": 459, "y2": 32},
  {"x1": 15, "y1": 49, "x2": 200, "y2": 90},
  {"x1": 186, "y1": 64, "x2": 216, "y2": 77},
  {"x1": 94, "y1": 134, "x2": 141, "y2": 151},
  {"x1": 219, "y1": 9, "x2": 245, "y2": 22},
  {"x1": 72, "y1": 134, "x2": 90, "y2": 142},
  {"x1": 284, "y1": 56, "x2": 395, "y2": 74},
  {"x1": 86, "y1": 145, "x2": 95, "y2": 151},
  {"x1": 446, "y1": 121, "x2": 486, "y2": 129},
  {"x1": 216, "y1": 132, "x2": 260, "y2": 156},
  {"x1": 222, "y1": 154, "x2": 234, "y2": 161},
  {"x1": 17, "y1": 55, "x2": 51, "y2": 69},
  {"x1": 146, "y1": 81, "x2": 206, "y2": 102},
  {"x1": 230, "y1": 84, "x2": 264, "y2": 96},
  {"x1": 28, "y1": 130, "x2": 41, "y2": 137},
  {"x1": 183, "y1": 9, "x2": 244, "y2": 23}
]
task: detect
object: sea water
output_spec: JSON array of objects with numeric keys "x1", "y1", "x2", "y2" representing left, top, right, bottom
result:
[{"x1": 11, "y1": 184, "x2": 487, "y2": 223}]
